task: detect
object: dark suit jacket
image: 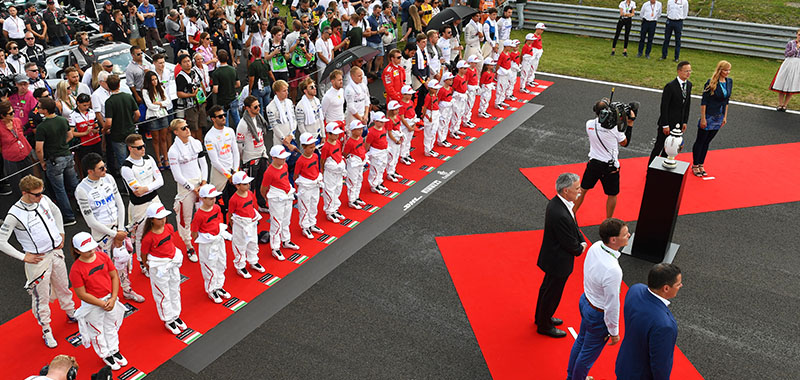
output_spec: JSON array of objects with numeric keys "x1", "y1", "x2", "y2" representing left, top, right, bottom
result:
[
  {"x1": 657, "y1": 78, "x2": 692, "y2": 130},
  {"x1": 615, "y1": 283, "x2": 678, "y2": 380},
  {"x1": 536, "y1": 196, "x2": 584, "y2": 277}
]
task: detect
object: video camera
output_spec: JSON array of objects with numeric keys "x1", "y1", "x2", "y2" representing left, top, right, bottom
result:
[
  {"x1": 595, "y1": 88, "x2": 639, "y2": 132},
  {"x1": 0, "y1": 74, "x2": 17, "y2": 98}
]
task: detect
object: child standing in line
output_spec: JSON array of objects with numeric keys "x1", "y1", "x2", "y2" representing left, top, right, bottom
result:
[
  {"x1": 343, "y1": 120, "x2": 368, "y2": 209},
  {"x1": 228, "y1": 171, "x2": 266, "y2": 279},
  {"x1": 507, "y1": 40, "x2": 521, "y2": 102},
  {"x1": 398, "y1": 85, "x2": 418, "y2": 165},
  {"x1": 191, "y1": 185, "x2": 231, "y2": 304},
  {"x1": 294, "y1": 133, "x2": 326, "y2": 238},
  {"x1": 451, "y1": 61, "x2": 470, "y2": 137},
  {"x1": 320, "y1": 123, "x2": 347, "y2": 223},
  {"x1": 464, "y1": 55, "x2": 481, "y2": 128},
  {"x1": 70, "y1": 232, "x2": 128, "y2": 371},
  {"x1": 528, "y1": 24, "x2": 546, "y2": 88},
  {"x1": 437, "y1": 73, "x2": 455, "y2": 145},
  {"x1": 261, "y1": 145, "x2": 300, "y2": 261},
  {"x1": 140, "y1": 203, "x2": 188, "y2": 335},
  {"x1": 385, "y1": 102, "x2": 405, "y2": 183},
  {"x1": 365, "y1": 112, "x2": 390, "y2": 193},
  {"x1": 111, "y1": 237, "x2": 145, "y2": 303},
  {"x1": 479, "y1": 58, "x2": 497, "y2": 119},
  {"x1": 495, "y1": 40, "x2": 515, "y2": 110},
  {"x1": 520, "y1": 33, "x2": 537, "y2": 94},
  {"x1": 421, "y1": 79, "x2": 442, "y2": 156}
]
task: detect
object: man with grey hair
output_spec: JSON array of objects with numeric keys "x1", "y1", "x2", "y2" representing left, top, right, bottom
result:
[{"x1": 535, "y1": 172, "x2": 588, "y2": 338}]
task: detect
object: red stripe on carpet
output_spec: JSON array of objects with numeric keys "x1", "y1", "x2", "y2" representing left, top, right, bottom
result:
[
  {"x1": 0, "y1": 80, "x2": 552, "y2": 378},
  {"x1": 436, "y1": 230, "x2": 703, "y2": 380},
  {"x1": 520, "y1": 143, "x2": 800, "y2": 227}
]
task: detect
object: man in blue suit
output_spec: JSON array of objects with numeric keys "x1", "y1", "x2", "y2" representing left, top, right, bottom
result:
[{"x1": 615, "y1": 263, "x2": 683, "y2": 380}]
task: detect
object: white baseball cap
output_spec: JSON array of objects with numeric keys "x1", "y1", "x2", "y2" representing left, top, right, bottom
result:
[
  {"x1": 441, "y1": 71, "x2": 454, "y2": 81},
  {"x1": 427, "y1": 79, "x2": 442, "y2": 89},
  {"x1": 387, "y1": 100, "x2": 402, "y2": 110},
  {"x1": 401, "y1": 85, "x2": 415, "y2": 95},
  {"x1": 456, "y1": 60, "x2": 469, "y2": 69},
  {"x1": 325, "y1": 122, "x2": 344, "y2": 134},
  {"x1": 483, "y1": 57, "x2": 496, "y2": 65},
  {"x1": 146, "y1": 203, "x2": 172, "y2": 219},
  {"x1": 348, "y1": 120, "x2": 365, "y2": 131},
  {"x1": 270, "y1": 145, "x2": 291, "y2": 159},
  {"x1": 535, "y1": 22, "x2": 546, "y2": 30},
  {"x1": 232, "y1": 171, "x2": 254, "y2": 185},
  {"x1": 299, "y1": 132, "x2": 316, "y2": 145},
  {"x1": 512, "y1": 39, "x2": 521, "y2": 46},
  {"x1": 373, "y1": 111, "x2": 390, "y2": 122},
  {"x1": 467, "y1": 54, "x2": 480, "y2": 63},
  {"x1": 72, "y1": 232, "x2": 99, "y2": 253},
  {"x1": 199, "y1": 184, "x2": 223, "y2": 198},
  {"x1": 503, "y1": 40, "x2": 515, "y2": 47},
  {"x1": 525, "y1": 33, "x2": 535, "y2": 41}
]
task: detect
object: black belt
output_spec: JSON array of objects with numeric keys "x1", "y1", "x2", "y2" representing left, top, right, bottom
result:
[
  {"x1": 668, "y1": 18, "x2": 684, "y2": 22},
  {"x1": 587, "y1": 299, "x2": 604, "y2": 312}
]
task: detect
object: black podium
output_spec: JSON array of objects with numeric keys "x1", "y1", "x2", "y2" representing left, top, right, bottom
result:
[{"x1": 622, "y1": 157, "x2": 689, "y2": 263}]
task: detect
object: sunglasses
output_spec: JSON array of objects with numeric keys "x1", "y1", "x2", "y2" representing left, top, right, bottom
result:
[
  {"x1": 131, "y1": 144, "x2": 145, "y2": 150},
  {"x1": 9, "y1": 46, "x2": 18, "y2": 50},
  {"x1": 308, "y1": 86, "x2": 316, "y2": 89},
  {"x1": 134, "y1": 52, "x2": 142, "y2": 56},
  {"x1": 27, "y1": 68, "x2": 38, "y2": 72},
  {"x1": 213, "y1": 113, "x2": 226, "y2": 118},
  {"x1": 103, "y1": 65, "x2": 113, "y2": 68},
  {"x1": 95, "y1": 165, "x2": 107, "y2": 172},
  {"x1": 27, "y1": 191, "x2": 43, "y2": 197},
  {"x1": 24, "y1": 37, "x2": 34, "y2": 40},
  {"x1": 180, "y1": 126, "x2": 189, "y2": 131},
  {"x1": 252, "y1": 104, "x2": 261, "y2": 109},
  {"x1": 4, "y1": 111, "x2": 14, "y2": 116}
]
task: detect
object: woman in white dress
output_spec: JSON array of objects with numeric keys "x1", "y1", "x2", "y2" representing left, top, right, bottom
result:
[{"x1": 770, "y1": 29, "x2": 800, "y2": 111}]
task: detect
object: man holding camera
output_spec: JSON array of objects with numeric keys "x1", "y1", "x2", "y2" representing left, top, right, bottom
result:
[{"x1": 572, "y1": 100, "x2": 634, "y2": 220}]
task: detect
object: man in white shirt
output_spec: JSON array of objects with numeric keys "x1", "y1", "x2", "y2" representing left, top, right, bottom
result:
[
  {"x1": 566, "y1": 218, "x2": 629, "y2": 380},
  {"x1": 121, "y1": 134, "x2": 165, "y2": 268},
  {"x1": 3, "y1": 6, "x2": 27, "y2": 45},
  {"x1": 481, "y1": 8, "x2": 500, "y2": 59},
  {"x1": 661, "y1": 0, "x2": 689, "y2": 62},
  {"x1": 464, "y1": 13, "x2": 483, "y2": 70},
  {"x1": 321, "y1": 69, "x2": 345, "y2": 124},
  {"x1": 344, "y1": 67, "x2": 369, "y2": 125},
  {"x1": 497, "y1": 5, "x2": 513, "y2": 47},
  {"x1": 168, "y1": 118, "x2": 207, "y2": 262},
  {"x1": 205, "y1": 104, "x2": 240, "y2": 216},
  {"x1": 637, "y1": 0, "x2": 662, "y2": 58},
  {"x1": 572, "y1": 100, "x2": 634, "y2": 219},
  {"x1": 91, "y1": 71, "x2": 112, "y2": 138},
  {"x1": 237, "y1": 96, "x2": 270, "y2": 211},
  {"x1": 315, "y1": 26, "x2": 335, "y2": 94}
]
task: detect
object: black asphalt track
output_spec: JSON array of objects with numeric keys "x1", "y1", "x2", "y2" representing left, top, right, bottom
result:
[{"x1": 2, "y1": 71, "x2": 799, "y2": 379}]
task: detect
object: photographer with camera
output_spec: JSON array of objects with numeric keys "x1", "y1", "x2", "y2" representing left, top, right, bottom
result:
[{"x1": 572, "y1": 99, "x2": 636, "y2": 220}]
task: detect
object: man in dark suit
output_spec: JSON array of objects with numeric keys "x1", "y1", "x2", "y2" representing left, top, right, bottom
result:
[
  {"x1": 615, "y1": 263, "x2": 683, "y2": 380},
  {"x1": 649, "y1": 61, "x2": 692, "y2": 164},
  {"x1": 535, "y1": 172, "x2": 587, "y2": 338},
  {"x1": 410, "y1": 33, "x2": 430, "y2": 118}
]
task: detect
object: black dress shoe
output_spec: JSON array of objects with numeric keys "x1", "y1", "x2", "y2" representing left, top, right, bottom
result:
[
  {"x1": 537, "y1": 327, "x2": 567, "y2": 338},
  {"x1": 551, "y1": 317, "x2": 563, "y2": 326}
]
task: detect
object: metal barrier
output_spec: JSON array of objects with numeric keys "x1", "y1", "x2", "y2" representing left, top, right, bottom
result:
[{"x1": 522, "y1": 2, "x2": 796, "y2": 60}]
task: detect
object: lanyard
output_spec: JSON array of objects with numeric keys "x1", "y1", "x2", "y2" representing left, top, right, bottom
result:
[{"x1": 600, "y1": 243, "x2": 619, "y2": 259}]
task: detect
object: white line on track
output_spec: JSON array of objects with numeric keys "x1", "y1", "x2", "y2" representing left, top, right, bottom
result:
[
  {"x1": 568, "y1": 326, "x2": 578, "y2": 340},
  {"x1": 538, "y1": 72, "x2": 800, "y2": 114}
]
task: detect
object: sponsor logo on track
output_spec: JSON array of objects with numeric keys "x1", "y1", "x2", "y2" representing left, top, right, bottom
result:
[
  {"x1": 118, "y1": 367, "x2": 147, "y2": 380},
  {"x1": 288, "y1": 253, "x2": 309, "y2": 264},
  {"x1": 258, "y1": 273, "x2": 281, "y2": 286},
  {"x1": 419, "y1": 165, "x2": 435, "y2": 172},
  {"x1": 340, "y1": 218, "x2": 360, "y2": 228},
  {"x1": 381, "y1": 189, "x2": 399, "y2": 198},
  {"x1": 123, "y1": 302, "x2": 139, "y2": 318},
  {"x1": 317, "y1": 234, "x2": 338, "y2": 244},
  {"x1": 176, "y1": 328, "x2": 202, "y2": 344},
  {"x1": 466, "y1": 136, "x2": 477, "y2": 141},
  {"x1": 223, "y1": 297, "x2": 247, "y2": 311},
  {"x1": 438, "y1": 155, "x2": 451, "y2": 161},
  {"x1": 477, "y1": 128, "x2": 489, "y2": 133},
  {"x1": 66, "y1": 331, "x2": 82, "y2": 347},
  {"x1": 399, "y1": 178, "x2": 417, "y2": 186},
  {"x1": 362, "y1": 204, "x2": 379, "y2": 213}
]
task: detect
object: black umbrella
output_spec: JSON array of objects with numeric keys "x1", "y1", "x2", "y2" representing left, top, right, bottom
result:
[
  {"x1": 320, "y1": 45, "x2": 379, "y2": 83},
  {"x1": 424, "y1": 6, "x2": 479, "y2": 32}
]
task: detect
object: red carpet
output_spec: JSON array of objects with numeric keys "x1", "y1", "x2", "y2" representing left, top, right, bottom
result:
[
  {"x1": 0, "y1": 79, "x2": 552, "y2": 379},
  {"x1": 436, "y1": 230, "x2": 704, "y2": 380},
  {"x1": 520, "y1": 143, "x2": 800, "y2": 227}
]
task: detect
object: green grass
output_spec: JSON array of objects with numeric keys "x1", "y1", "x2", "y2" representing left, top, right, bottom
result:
[
  {"x1": 533, "y1": 0, "x2": 800, "y2": 26},
  {"x1": 507, "y1": 29, "x2": 784, "y2": 108}
]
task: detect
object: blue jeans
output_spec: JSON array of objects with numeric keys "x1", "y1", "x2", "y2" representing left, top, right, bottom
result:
[
  {"x1": 251, "y1": 87, "x2": 271, "y2": 118},
  {"x1": 566, "y1": 294, "x2": 610, "y2": 380},
  {"x1": 111, "y1": 141, "x2": 128, "y2": 170},
  {"x1": 49, "y1": 34, "x2": 71, "y2": 47},
  {"x1": 638, "y1": 20, "x2": 657, "y2": 56},
  {"x1": 45, "y1": 155, "x2": 79, "y2": 221},
  {"x1": 226, "y1": 99, "x2": 241, "y2": 129}
]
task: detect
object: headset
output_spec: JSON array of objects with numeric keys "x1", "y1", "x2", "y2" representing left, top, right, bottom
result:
[{"x1": 39, "y1": 365, "x2": 77, "y2": 380}]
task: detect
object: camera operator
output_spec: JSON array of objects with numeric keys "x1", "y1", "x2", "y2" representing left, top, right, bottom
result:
[
  {"x1": 572, "y1": 99, "x2": 635, "y2": 219},
  {"x1": 24, "y1": 354, "x2": 78, "y2": 380}
]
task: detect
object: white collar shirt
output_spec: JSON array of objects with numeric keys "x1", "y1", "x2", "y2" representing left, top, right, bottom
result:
[
  {"x1": 586, "y1": 118, "x2": 626, "y2": 167},
  {"x1": 583, "y1": 241, "x2": 624, "y2": 336},
  {"x1": 557, "y1": 193, "x2": 576, "y2": 220},
  {"x1": 666, "y1": 0, "x2": 689, "y2": 20},
  {"x1": 618, "y1": 0, "x2": 636, "y2": 15},
  {"x1": 648, "y1": 288, "x2": 671, "y2": 306},
  {"x1": 641, "y1": 1, "x2": 662, "y2": 21}
]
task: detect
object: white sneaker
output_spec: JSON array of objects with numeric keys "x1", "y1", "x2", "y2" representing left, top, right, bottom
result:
[
  {"x1": 302, "y1": 227, "x2": 314, "y2": 239},
  {"x1": 508, "y1": 95, "x2": 518, "y2": 101},
  {"x1": 42, "y1": 329, "x2": 57, "y2": 348},
  {"x1": 406, "y1": 156, "x2": 416, "y2": 163},
  {"x1": 334, "y1": 211, "x2": 345, "y2": 219},
  {"x1": 394, "y1": 172, "x2": 404, "y2": 179},
  {"x1": 355, "y1": 199, "x2": 366, "y2": 207},
  {"x1": 165, "y1": 321, "x2": 181, "y2": 335},
  {"x1": 465, "y1": 121, "x2": 476, "y2": 128},
  {"x1": 113, "y1": 351, "x2": 128, "y2": 367},
  {"x1": 237, "y1": 267, "x2": 252, "y2": 279},
  {"x1": 250, "y1": 263, "x2": 266, "y2": 273},
  {"x1": 349, "y1": 202, "x2": 363, "y2": 210},
  {"x1": 439, "y1": 141, "x2": 452, "y2": 148},
  {"x1": 370, "y1": 187, "x2": 381, "y2": 193},
  {"x1": 272, "y1": 250, "x2": 286, "y2": 261},
  {"x1": 520, "y1": 88, "x2": 531, "y2": 94},
  {"x1": 123, "y1": 289, "x2": 145, "y2": 303},
  {"x1": 456, "y1": 130, "x2": 467, "y2": 136},
  {"x1": 186, "y1": 248, "x2": 199, "y2": 263},
  {"x1": 174, "y1": 317, "x2": 188, "y2": 331},
  {"x1": 401, "y1": 156, "x2": 412, "y2": 165},
  {"x1": 327, "y1": 213, "x2": 341, "y2": 222},
  {"x1": 495, "y1": 104, "x2": 505, "y2": 110},
  {"x1": 218, "y1": 288, "x2": 232, "y2": 299},
  {"x1": 377, "y1": 184, "x2": 389, "y2": 192},
  {"x1": 140, "y1": 264, "x2": 150, "y2": 278},
  {"x1": 209, "y1": 290, "x2": 223, "y2": 304},
  {"x1": 387, "y1": 173, "x2": 399, "y2": 182},
  {"x1": 479, "y1": 112, "x2": 491, "y2": 118},
  {"x1": 103, "y1": 355, "x2": 121, "y2": 371},
  {"x1": 450, "y1": 133, "x2": 461, "y2": 140},
  {"x1": 501, "y1": 102, "x2": 511, "y2": 107}
]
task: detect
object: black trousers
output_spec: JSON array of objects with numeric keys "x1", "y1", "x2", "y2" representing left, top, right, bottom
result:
[
  {"x1": 415, "y1": 83, "x2": 429, "y2": 119},
  {"x1": 243, "y1": 157, "x2": 269, "y2": 209},
  {"x1": 613, "y1": 17, "x2": 632, "y2": 49},
  {"x1": 637, "y1": 20, "x2": 657, "y2": 56},
  {"x1": 534, "y1": 272, "x2": 569, "y2": 330},
  {"x1": 662, "y1": 19, "x2": 684, "y2": 60},
  {"x1": 692, "y1": 127, "x2": 719, "y2": 165},
  {"x1": 648, "y1": 127, "x2": 669, "y2": 164}
]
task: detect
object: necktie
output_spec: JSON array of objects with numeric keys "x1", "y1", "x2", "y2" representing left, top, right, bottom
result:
[{"x1": 681, "y1": 82, "x2": 686, "y2": 97}]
